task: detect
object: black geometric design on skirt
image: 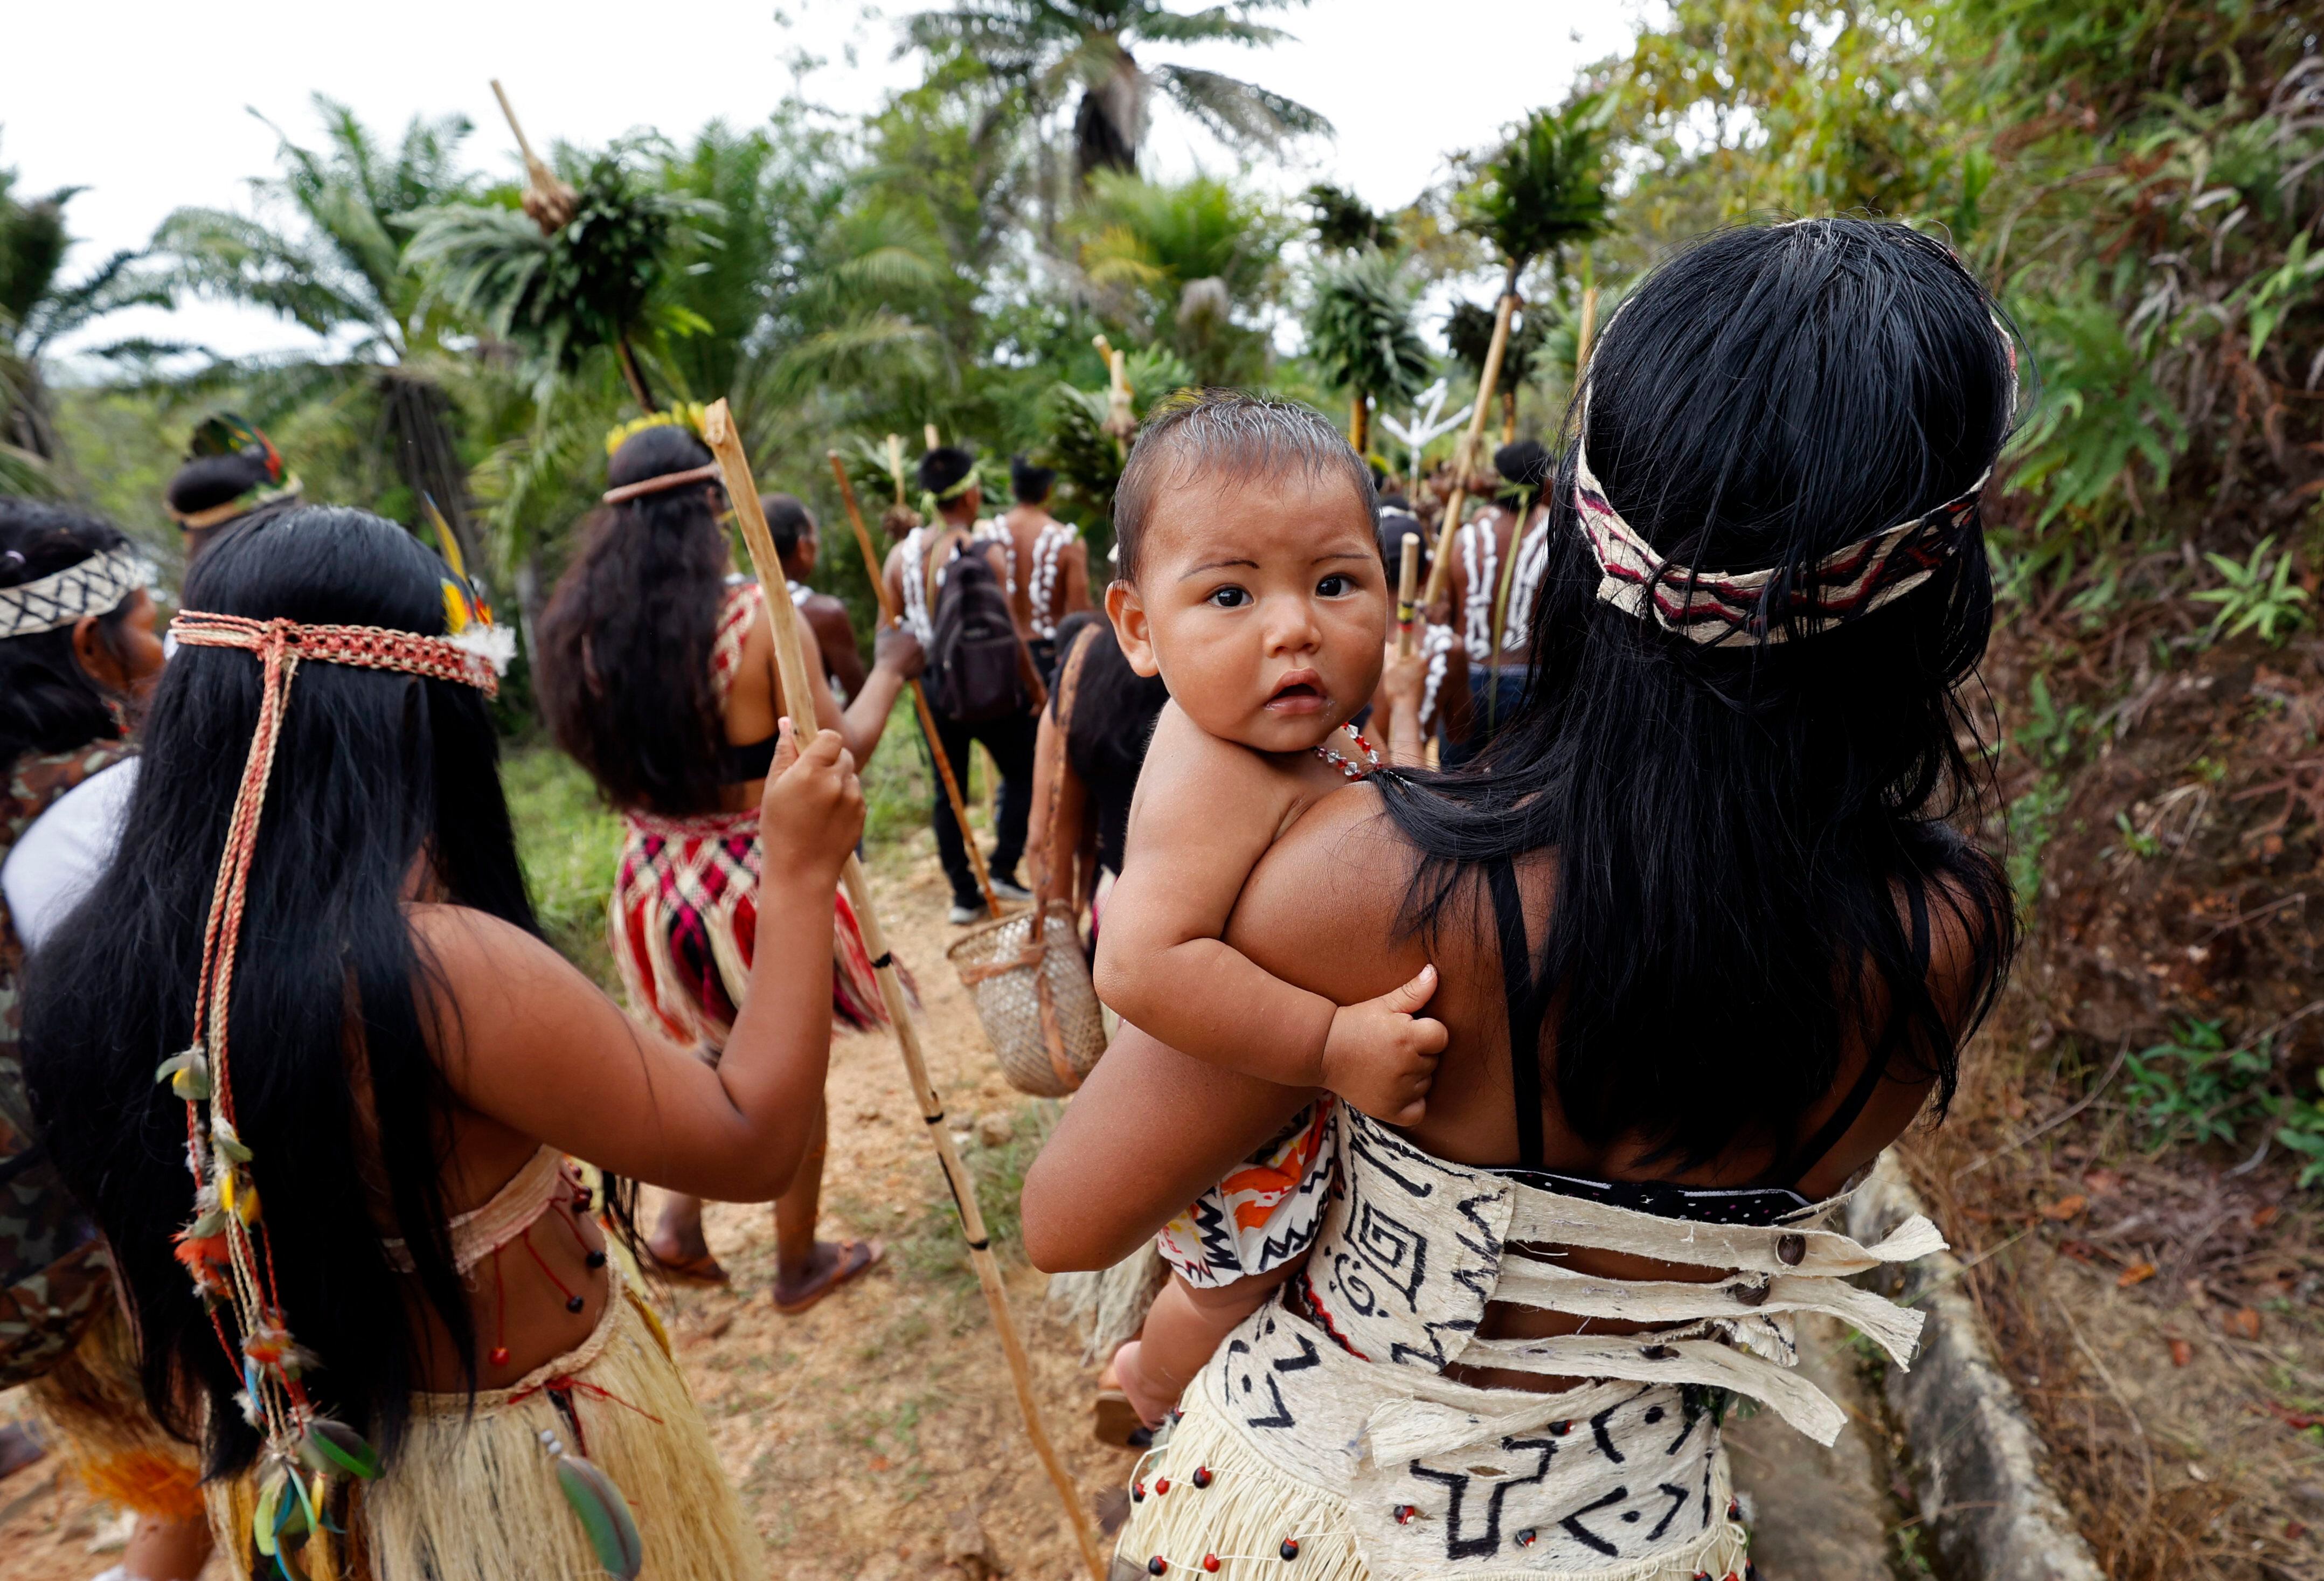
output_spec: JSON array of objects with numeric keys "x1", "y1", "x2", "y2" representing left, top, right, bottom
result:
[{"x1": 1406, "y1": 1433, "x2": 1558, "y2": 1562}]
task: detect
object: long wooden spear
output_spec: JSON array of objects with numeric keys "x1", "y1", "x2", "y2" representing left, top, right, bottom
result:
[
  {"x1": 1418, "y1": 288, "x2": 1517, "y2": 615},
  {"x1": 828, "y1": 449, "x2": 999, "y2": 920},
  {"x1": 702, "y1": 403, "x2": 1103, "y2": 1581}
]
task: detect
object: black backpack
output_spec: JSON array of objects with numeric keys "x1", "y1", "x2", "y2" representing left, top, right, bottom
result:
[{"x1": 925, "y1": 542, "x2": 1028, "y2": 723}]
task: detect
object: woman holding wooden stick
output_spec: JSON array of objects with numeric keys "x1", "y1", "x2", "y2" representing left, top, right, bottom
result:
[
  {"x1": 537, "y1": 415, "x2": 924, "y2": 1303},
  {"x1": 25, "y1": 503, "x2": 863, "y2": 1578}
]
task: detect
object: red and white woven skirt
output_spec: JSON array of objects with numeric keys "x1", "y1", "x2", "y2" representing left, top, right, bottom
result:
[{"x1": 610, "y1": 806, "x2": 892, "y2": 1051}]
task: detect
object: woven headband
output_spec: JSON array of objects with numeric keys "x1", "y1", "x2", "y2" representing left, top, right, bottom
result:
[
  {"x1": 0, "y1": 546, "x2": 152, "y2": 640},
  {"x1": 602, "y1": 463, "x2": 723, "y2": 505},
  {"x1": 1573, "y1": 439, "x2": 1988, "y2": 646},
  {"x1": 154, "y1": 610, "x2": 497, "y2": 1496}
]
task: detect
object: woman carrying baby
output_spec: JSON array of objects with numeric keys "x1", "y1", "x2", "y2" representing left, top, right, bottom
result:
[{"x1": 1028, "y1": 217, "x2": 2021, "y2": 1580}]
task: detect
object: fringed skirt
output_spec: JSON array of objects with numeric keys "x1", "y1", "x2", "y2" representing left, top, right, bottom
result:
[
  {"x1": 209, "y1": 1264, "x2": 761, "y2": 1580},
  {"x1": 1109, "y1": 1376, "x2": 1751, "y2": 1581},
  {"x1": 612, "y1": 806, "x2": 897, "y2": 1046},
  {"x1": 26, "y1": 1301, "x2": 205, "y2": 1521}
]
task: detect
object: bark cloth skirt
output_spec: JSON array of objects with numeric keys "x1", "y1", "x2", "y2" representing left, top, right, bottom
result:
[{"x1": 1109, "y1": 1107, "x2": 1946, "y2": 1581}]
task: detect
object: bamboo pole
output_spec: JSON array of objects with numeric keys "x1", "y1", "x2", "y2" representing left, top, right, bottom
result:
[
  {"x1": 1395, "y1": 531, "x2": 1421, "y2": 659},
  {"x1": 1574, "y1": 286, "x2": 1601, "y2": 379},
  {"x1": 704, "y1": 404, "x2": 1105, "y2": 1581},
  {"x1": 828, "y1": 450, "x2": 999, "y2": 920},
  {"x1": 1419, "y1": 282, "x2": 1520, "y2": 615}
]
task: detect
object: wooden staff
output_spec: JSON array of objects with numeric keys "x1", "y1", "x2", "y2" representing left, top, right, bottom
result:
[
  {"x1": 1395, "y1": 530, "x2": 1421, "y2": 659},
  {"x1": 1419, "y1": 289, "x2": 1520, "y2": 614},
  {"x1": 1574, "y1": 286, "x2": 1601, "y2": 378},
  {"x1": 924, "y1": 422, "x2": 942, "y2": 453},
  {"x1": 703, "y1": 404, "x2": 1105, "y2": 1581},
  {"x1": 828, "y1": 449, "x2": 999, "y2": 919}
]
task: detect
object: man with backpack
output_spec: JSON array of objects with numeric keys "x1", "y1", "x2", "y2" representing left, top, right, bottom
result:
[{"x1": 883, "y1": 447, "x2": 1046, "y2": 924}]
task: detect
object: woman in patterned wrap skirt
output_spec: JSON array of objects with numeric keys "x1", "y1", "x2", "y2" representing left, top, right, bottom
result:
[{"x1": 538, "y1": 417, "x2": 924, "y2": 1308}]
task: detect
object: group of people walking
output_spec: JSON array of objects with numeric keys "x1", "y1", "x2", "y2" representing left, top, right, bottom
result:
[{"x1": 0, "y1": 215, "x2": 2018, "y2": 1581}]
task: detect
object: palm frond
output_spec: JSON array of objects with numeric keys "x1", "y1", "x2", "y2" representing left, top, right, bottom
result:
[
  {"x1": 1149, "y1": 64, "x2": 1332, "y2": 148},
  {"x1": 1459, "y1": 96, "x2": 1614, "y2": 274},
  {"x1": 1306, "y1": 248, "x2": 1432, "y2": 407}
]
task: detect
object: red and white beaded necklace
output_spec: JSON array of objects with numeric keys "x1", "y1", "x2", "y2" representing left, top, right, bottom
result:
[{"x1": 1313, "y1": 722, "x2": 1382, "y2": 780}]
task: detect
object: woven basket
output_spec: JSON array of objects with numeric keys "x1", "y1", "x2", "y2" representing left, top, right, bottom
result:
[{"x1": 947, "y1": 900, "x2": 1106, "y2": 1097}]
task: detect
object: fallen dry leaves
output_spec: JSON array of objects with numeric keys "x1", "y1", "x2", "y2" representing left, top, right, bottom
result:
[
  {"x1": 2117, "y1": 1260, "x2": 2158, "y2": 1288},
  {"x1": 2043, "y1": 1194, "x2": 2090, "y2": 1221}
]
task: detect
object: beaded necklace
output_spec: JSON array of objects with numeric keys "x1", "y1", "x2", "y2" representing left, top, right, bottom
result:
[{"x1": 1312, "y1": 723, "x2": 1382, "y2": 780}]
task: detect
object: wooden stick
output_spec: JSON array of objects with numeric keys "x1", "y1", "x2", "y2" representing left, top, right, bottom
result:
[
  {"x1": 924, "y1": 423, "x2": 942, "y2": 453},
  {"x1": 828, "y1": 450, "x2": 999, "y2": 919},
  {"x1": 705, "y1": 406, "x2": 1105, "y2": 1580},
  {"x1": 488, "y1": 79, "x2": 576, "y2": 235},
  {"x1": 1574, "y1": 286, "x2": 1601, "y2": 380},
  {"x1": 1420, "y1": 286, "x2": 1520, "y2": 614},
  {"x1": 884, "y1": 434, "x2": 908, "y2": 506},
  {"x1": 1396, "y1": 531, "x2": 1420, "y2": 659}
]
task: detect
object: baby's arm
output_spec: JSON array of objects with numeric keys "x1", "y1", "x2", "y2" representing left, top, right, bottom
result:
[{"x1": 1093, "y1": 705, "x2": 1444, "y2": 1118}]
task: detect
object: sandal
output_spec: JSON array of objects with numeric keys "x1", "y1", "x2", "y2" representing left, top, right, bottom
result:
[
  {"x1": 1092, "y1": 1390, "x2": 1153, "y2": 1450},
  {"x1": 773, "y1": 1238, "x2": 883, "y2": 1315},
  {"x1": 647, "y1": 1249, "x2": 731, "y2": 1287}
]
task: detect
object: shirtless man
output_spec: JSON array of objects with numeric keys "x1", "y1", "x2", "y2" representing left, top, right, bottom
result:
[
  {"x1": 1440, "y1": 439, "x2": 1553, "y2": 764},
  {"x1": 979, "y1": 455, "x2": 1091, "y2": 687},
  {"x1": 762, "y1": 493, "x2": 866, "y2": 700}
]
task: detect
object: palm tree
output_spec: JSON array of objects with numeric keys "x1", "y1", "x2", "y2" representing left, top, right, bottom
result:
[
  {"x1": 151, "y1": 99, "x2": 487, "y2": 564},
  {"x1": 404, "y1": 145, "x2": 717, "y2": 419},
  {"x1": 1077, "y1": 172, "x2": 1291, "y2": 385},
  {"x1": 1, "y1": 162, "x2": 165, "y2": 493},
  {"x1": 1445, "y1": 299, "x2": 1550, "y2": 444},
  {"x1": 1452, "y1": 96, "x2": 1613, "y2": 462},
  {"x1": 903, "y1": 0, "x2": 1332, "y2": 190},
  {"x1": 1306, "y1": 249, "x2": 1431, "y2": 455}
]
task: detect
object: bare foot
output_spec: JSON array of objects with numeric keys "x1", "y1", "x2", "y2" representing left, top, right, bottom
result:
[
  {"x1": 1111, "y1": 1340, "x2": 1179, "y2": 1427},
  {"x1": 773, "y1": 1238, "x2": 883, "y2": 1314}
]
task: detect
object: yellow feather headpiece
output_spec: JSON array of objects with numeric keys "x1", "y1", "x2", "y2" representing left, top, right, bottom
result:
[{"x1": 603, "y1": 402, "x2": 710, "y2": 458}]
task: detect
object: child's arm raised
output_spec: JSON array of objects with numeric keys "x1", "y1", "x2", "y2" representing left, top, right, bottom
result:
[{"x1": 1093, "y1": 704, "x2": 1443, "y2": 1119}]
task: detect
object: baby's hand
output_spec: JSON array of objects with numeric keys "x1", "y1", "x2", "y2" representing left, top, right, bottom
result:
[{"x1": 1319, "y1": 966, "x2": 1447, "y2": 1125}]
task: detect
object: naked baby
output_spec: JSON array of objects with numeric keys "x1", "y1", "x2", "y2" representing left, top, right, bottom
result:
[{"x1": 1093, "y1": 392, "x2": 1448, "y2": 1427}]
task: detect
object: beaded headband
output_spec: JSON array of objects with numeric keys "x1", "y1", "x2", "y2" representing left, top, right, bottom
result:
[
  {"x1": 601, "y1": 463, "x2": 722, "y2": 505},
  {"x1": 156, "y1": 612, "x2": 498, "y2": 1523},
  {"x1": 0, "y1": 546, "x2": 151, "y2": 640}
]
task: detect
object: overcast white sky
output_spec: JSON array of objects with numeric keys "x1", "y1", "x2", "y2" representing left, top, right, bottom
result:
[{"x1": 3, "y1": 0, "x2": 1643, "y2": 362}]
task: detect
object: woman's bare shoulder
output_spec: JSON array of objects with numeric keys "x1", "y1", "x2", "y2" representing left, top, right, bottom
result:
[{"x1": 1224, "y1": 782, "x2": 1419, "y2": 1003}]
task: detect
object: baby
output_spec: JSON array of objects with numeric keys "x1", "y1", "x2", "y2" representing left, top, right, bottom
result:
[{"x1": 1092, "y1": 393, "x2": 1447, "y2": 1427}]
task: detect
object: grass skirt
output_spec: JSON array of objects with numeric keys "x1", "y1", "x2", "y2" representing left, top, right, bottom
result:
[
  {"x1": 209, "y1": 1265, "x2": 762, "y2": 1580},
  {"x1": 25, "y1": 1301, "x2": 205, "y2": 1520},
  {"x1": 1109, "y1": 1389, "x2": 1751, "y2": 1581}
]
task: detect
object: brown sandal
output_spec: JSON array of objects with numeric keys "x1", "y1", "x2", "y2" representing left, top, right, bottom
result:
[
  {"x1": 1092, "y1": 1390, "x2": 1152, "y2": 1449},
  {"x1": 647, "y1": 1249, "x2": 731, "y2": 1287},
  {"x1": 773, "y1": 1238, "x2": 883, "y2": 1315}
]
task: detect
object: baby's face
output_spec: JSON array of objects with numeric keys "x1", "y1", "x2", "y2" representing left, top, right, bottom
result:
[{"x1": 1109, "y1": 469, "x2": 1386, "y2": 754}]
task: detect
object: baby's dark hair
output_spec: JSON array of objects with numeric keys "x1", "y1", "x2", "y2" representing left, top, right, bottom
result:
[{"x1": 1111, "y1": 390, "x2": 1377, "y2": 582}]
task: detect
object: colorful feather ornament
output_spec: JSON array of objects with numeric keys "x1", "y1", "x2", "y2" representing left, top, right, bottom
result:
[{"x1": 541, "y1": 1425, "x2": 643, "y2": 1580}]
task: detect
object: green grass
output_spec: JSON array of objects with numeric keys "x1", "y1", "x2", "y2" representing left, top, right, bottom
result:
[{"x1": 502, "y1": 738, "x2": 626, "y2": 988}]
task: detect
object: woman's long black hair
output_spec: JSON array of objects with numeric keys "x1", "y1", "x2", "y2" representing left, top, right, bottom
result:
[
  {"x1": 537, "y1": 425, "x2": 732, "y2": 815},
  {"x1": 0, "y1": 499, "x2": 142, "y2": 771},
  {"x1": 23, "y1": 506, "x2": 538, "y2": 1476},
  {"x1": 1380, "y1": 219, "x2": 2020, "y2": 1170}
]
